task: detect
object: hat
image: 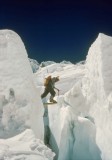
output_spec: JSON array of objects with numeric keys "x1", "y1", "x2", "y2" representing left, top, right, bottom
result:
[
  {"x1": 45, "y1": 74, "x2": 51, "y2": 78},
  {"x1": 56, "y1": 76, "x2": 59, "y2": 80}
]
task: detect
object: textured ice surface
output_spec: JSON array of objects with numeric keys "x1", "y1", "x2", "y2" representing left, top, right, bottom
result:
[{"x1": 0, "y1": 30, "x2": 44, "y2": 139}]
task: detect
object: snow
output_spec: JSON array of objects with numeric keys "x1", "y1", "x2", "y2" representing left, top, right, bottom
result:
[
  {"x1": 40, "y1": 61, "x2": 56, "y2": 67},
  {"x1": 1, "y1": 29, "x2": 112, "y2": 160},
  {"x1": 35, "y1": 62, "x2": 85, "y2": 95},
  {"x1": 0, "y1": 129, "x2": 55, "y2": 160}
]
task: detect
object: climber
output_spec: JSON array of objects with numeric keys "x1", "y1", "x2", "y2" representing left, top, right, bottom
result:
[{"x1": 41, "y1": 75, "x2": 59, "y2": 103}]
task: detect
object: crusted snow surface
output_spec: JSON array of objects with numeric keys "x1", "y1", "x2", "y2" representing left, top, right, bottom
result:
[{"x1": 0, "y1": 129, "x2": 55, "y2": 160}]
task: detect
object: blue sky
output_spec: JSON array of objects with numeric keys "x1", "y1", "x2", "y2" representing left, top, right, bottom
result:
[{"x1": 0, "y1": 0, "x2": 112, "y2": 63}]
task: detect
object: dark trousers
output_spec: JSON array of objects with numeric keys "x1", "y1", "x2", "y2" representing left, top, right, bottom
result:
[{"x1": 41, "y1": 87, "x2": 56, "y2": 100}]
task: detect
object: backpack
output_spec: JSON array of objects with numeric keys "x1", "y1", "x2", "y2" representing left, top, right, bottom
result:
[{"x1": 44, "y1": 76, "x2": 51, "y2": 86}]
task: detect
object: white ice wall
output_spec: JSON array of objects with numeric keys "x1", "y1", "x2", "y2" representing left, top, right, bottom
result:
[
  {"x1": 57, "y1": 82, "x2": 101, "y2": 160},
  {"x1": 0, "y1": 30, "x2": 44, "y2": 139},
  {"x1": 84, "y1": 33, "x2": 112, "y2": 160},
  {"x1": 84, "y1": 33, "x2": 112, "y2": 102}
]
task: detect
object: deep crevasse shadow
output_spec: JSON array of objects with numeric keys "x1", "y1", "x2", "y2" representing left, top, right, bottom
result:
[{"x1": 43, "y1": 103, "x2": 59, "y2": 160}]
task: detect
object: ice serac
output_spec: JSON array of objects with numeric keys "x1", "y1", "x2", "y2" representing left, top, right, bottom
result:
[
  {"x1": 57, "y1": 82, "x2": 101, "y2": 160},
  {"x1": 85, "y1": 33, "x2": 112, "y2": 101},
  {"x1": 84, "y1": 33, "x2": 112, "y2": 160},
  {"x1": 0, "y1": 30, "x2": 44, "y2": 139}
]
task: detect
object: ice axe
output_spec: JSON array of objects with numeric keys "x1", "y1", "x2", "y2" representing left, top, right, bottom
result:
[{"x1": 55, "y1": 87, "x2": 60, "y2": 96}]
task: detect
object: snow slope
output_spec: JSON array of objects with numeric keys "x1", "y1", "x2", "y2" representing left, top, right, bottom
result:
[{"x1": 0, "y1": 30, "x2": 44, "y2": 139}]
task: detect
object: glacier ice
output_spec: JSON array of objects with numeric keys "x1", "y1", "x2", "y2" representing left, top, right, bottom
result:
[
  {"x1": 84, "y1": 33, "x2": 112, "y2": 160},
  {"x1": 1, "y1": 29, "x2": 112, "y2": 160},
  {"x1": 0, "y1": 29, "x2": 44, "y2": 139}
]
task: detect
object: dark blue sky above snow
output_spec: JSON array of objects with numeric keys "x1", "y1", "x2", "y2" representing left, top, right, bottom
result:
[{"x1": 0, "y1": 0, "x2": 112, "y2": 63}]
